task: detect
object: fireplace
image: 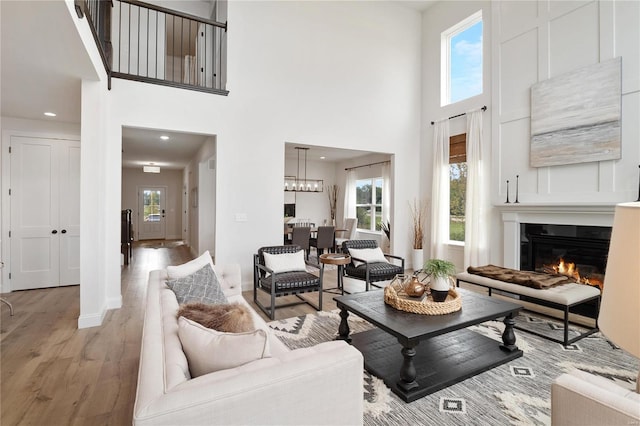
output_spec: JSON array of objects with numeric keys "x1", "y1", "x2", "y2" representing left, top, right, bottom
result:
[{"x1": 520, "y1": 223, "x2": 611, "y2": 289}]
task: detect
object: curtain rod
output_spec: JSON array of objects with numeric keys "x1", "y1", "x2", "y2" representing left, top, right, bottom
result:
[
  {"x1": 430, "y1": 105, "x2": 487, "y2": 125},
  {"x1": 345, "y1": 160, "x2": 390, "y2": 171}
]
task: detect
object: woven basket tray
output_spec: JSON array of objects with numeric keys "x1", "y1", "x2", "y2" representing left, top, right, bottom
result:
[{"x1": 384, "y1": 278, "x2": 461, "y2": 315}]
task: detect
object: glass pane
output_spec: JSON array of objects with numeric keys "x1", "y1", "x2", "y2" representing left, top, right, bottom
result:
[
  {"x1": 375, "y1": 178, "x2": 383, "y2": 204},
  {"x1": 375, "y1": 206, "x2": 382, "y2": 231},
  {"x1": 450, "y1": 20, "x2": 483, "y2": 104},
  {"x1": 144, "y1": 190, "x2": 161, "y2": 222},
  {"x1": 449, "y1": 163, "x2": 466, "y2": 241},
  {"x1": 356, "y1": 179, "x2": 372, "y2": 204},
  {"x1": 356, "y1": 206, "x2": 371, "y2": 230}
]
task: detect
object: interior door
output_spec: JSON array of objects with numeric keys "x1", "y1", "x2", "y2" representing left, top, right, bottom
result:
[
  {"x1": 59, "y1": 144, "x2": 81, "y2": 285},
  {"x1": 138, "y1": 187, "x2": 166, "y2": 240},
  {"x1": 10, "y1": 137, "x2": 60, "y2": 290}
]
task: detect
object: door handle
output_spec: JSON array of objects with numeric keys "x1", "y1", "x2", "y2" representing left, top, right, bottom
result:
[
  {"x1": 51, "y1": 230, "x2": 58, "y2": 234},
  {"x1": 61, "y1": 229, "x2": 67, "y2": 234}
]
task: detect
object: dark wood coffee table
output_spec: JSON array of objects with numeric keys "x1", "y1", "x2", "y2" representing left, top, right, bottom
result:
[{"x1": 335, "y1": 288, "x2": 523, "y2": 402}]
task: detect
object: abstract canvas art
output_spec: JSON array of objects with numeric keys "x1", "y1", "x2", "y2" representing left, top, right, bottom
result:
[{"x1": 530, "y1": 57, "x2": 621, "y2": 167}]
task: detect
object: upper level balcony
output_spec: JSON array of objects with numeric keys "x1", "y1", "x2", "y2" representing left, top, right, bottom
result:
[{"x1": 81, "y1": 0, "x2": 228, "y2": 95}]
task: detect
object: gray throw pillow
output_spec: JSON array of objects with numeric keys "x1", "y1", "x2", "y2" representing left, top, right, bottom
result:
[{"x1": 166, "y1": 263, "x2": 228, "y2": 305}]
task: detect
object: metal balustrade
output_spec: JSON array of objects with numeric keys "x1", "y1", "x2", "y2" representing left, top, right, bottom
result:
[{"x1": 82, "y1": 0, "x2": 228, "y2": 95}]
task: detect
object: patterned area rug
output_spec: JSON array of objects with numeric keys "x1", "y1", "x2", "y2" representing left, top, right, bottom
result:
[{"x1": 267, "y1": 310, "x2": 638, "y2": 425}]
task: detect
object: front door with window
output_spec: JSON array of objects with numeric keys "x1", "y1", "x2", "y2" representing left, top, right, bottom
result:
[{"x1": 138, "y1": 187, "x2": 166, "y2": 240}]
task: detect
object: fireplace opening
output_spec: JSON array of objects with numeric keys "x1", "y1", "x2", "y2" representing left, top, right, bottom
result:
[{"x1": 520, "y1": 223, "x2": 611, "y2": 318}]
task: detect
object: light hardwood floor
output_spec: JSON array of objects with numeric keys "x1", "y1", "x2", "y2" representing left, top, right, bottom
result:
[{"x1": 0, "y1": 242, "x2": 341, "y2": 425}]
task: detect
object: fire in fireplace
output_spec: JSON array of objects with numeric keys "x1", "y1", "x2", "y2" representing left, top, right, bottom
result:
[{"x1": 520, "y1": 223, "x2": 611, "y2": 291}]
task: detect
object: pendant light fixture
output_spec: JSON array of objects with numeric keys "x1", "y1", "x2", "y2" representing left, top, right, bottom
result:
[{"x1": 284, "y1": 147, "x2": 323, "y2": 192}]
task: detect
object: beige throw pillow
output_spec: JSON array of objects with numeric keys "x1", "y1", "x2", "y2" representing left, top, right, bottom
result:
[
  {"x1": 167, "y1": 251, "x2": 214, "y2": 279},
  {"x1": 178, "y1": 317, "x2": 269, "y2": 377}
]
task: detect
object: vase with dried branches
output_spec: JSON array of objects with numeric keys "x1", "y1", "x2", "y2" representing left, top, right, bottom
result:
[
  {"x1": 327, "y1": 185, "x2": 339, "y2": 225},
  {"x1": 409, "y1": 199, "x2": 427, "y2": 270}
]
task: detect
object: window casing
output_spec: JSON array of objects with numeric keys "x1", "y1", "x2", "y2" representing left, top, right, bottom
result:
[
  {"x1": 441, "y1": 10, "x2": 483, "y2": 106},
  {"x1": 356, "y1": 177, "x2": 383, "y2": 232},
  {"x1": 449, "y1": 134, "x2": 467, "y2": 242}
]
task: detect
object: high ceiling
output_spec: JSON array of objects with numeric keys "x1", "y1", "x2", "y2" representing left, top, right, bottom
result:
[{"x1": 1, "y1": 0, "x2": 433, "y2": 169}]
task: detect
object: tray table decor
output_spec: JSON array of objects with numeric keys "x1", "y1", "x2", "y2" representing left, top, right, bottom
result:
[{"x1": 384, "y1": 275, "x2": 461, "y2": 315}]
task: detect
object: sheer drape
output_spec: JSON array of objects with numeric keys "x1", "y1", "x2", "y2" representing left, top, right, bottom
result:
[
  {"x1": 464, "y1": 108, "x2": 488, "y2": 268},
  {"x1": 430, "y1": 119, "x2": 450, "y2": 260},
  {"x1": 343, "y1": 169, "x2": 356, "y2": 225},
  {"x1": 382, "y1": 162, "x2": 391, "y2": 225}
]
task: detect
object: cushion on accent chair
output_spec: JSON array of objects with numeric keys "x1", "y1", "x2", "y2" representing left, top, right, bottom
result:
[
  {"x1": 166, "y1": 263, "x2": 228, "y2": 305},
  {"x1": 263, "y1": 250, "x2": 307, "y2": 274},
  {"x1": 348, "y1": 247, "x2": 389, "y2": 267},
  {"x1": 177, "y1": 317, "x2": 270, "y2": 377}
]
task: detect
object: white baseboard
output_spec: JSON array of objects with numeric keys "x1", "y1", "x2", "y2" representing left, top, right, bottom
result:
[
  {"x1": 78, "y1": 309, "x2": 106, "y2": 329},
  {"x1": 166, "y1": 234, "x2": 181, "y2": 240}
]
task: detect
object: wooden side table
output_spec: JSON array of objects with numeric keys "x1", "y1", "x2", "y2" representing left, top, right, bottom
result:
[{"x1": 319, "y1": 253, "x2": 351, "y2": 295}]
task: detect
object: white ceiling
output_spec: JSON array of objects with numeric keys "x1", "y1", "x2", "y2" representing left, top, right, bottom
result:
[
  {"x1": 0, "y1": 1, "x2": 97, "y2": 124},
  {"x1": 122, "y1": 127, "x2": 210, "y2": 169},
  {"x1": 284, "y1": 142, "x2": 379, "y2": 163}
]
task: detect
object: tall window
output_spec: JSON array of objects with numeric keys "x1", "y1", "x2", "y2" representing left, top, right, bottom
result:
[
  {"x1": 356, "y1": 177, "x2": 383, "y2": 232},
  {"x1": 441, "y1": 11, "x2": 483, "y2": 106},
  {"x1": 450, "y1": 134, "x2": 466, "y2": 241}
]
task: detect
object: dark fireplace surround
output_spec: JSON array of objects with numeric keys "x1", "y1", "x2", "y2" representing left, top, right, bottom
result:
[{"x1": 520, "y1": 223, "x2": 611, "y2": 288}]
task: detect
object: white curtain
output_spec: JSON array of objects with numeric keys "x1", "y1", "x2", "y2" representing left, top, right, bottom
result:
[
  {"x1": 382, "y1": 161, "x2": 391, "y2": 224},
  {"x1": 464, "y1": 108, "x2": 488, "y2": 268},
  {"x1": 430, "y1": 119, "x2": 450, "y2": 260},
  {"x1": 343, "y1": 169, "x2": 357, "y2": 225}
]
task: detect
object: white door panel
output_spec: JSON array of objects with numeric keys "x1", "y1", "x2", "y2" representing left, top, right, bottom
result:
[
  {"x1": 9, "y1": 136, "x2": 80, "y2": 290},
  {"x1": 60, "y1": 144, "x2": 81, "y2": 285}
]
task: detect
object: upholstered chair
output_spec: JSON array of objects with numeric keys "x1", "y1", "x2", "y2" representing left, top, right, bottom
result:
[
  {"x1": 253, "y1": 245, "x2": 323, "y2": 320},
  {"x1": 341, "y1": 239, "x2": 404, "y2": 292}
]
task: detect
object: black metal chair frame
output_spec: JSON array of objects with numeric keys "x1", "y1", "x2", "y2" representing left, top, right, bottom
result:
[
  {"x1": 253, "y1": 245, "x2": 323, "y2": 320},
  {"x1": 341, "y1": 240, "x2": 405, "y2": 292}
]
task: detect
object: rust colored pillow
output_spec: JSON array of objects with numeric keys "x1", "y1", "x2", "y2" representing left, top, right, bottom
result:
[{"x1": 177, "y1": 302, "x2": 255, "y2": 333}]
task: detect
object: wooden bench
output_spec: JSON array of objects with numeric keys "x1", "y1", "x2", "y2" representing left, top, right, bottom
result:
[{"x1": 456, "y1": 271, "x2": 601, "y2": 346}]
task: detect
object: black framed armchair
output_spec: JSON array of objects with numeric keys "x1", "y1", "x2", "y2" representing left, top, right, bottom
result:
[
  {"x1": 253, "y1": 245, "x2": 323, "y2": 320},
  {"x1": 341, "y1": 240, "x2": 404, "y2": 292}
]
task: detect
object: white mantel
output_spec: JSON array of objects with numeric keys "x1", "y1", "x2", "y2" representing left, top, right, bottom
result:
[{"x1": 496, "y1": 203, "x2": 616, "y2": 269}]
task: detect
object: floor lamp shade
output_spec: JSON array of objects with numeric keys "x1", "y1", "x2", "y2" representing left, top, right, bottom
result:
[{"x1": 598, "y1": 202, "x2": 640, "y2": 359}]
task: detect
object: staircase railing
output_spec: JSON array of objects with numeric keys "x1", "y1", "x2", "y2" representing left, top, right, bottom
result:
[{"x1": 82, "y1": 0, "x2": 228, "y2": 95}]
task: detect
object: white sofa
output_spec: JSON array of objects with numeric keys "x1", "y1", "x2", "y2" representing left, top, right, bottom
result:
[
  {"x1": 551, "y1": 369, "x2": 640, "y2": 425},
  {"x1": 133, "y1": 264, "x2": 364, "y2": 425}
]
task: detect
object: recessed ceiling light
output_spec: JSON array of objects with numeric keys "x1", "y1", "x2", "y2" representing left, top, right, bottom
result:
[
  {"x1": 320, "y1": 156, "x2": 326, "y2": 160},
  {"x1": 160, "y1": 135, "x2": 169, "y2": 140},
  {"x1": 44, "y1": 112, "x2": 56, "y2": 117}
]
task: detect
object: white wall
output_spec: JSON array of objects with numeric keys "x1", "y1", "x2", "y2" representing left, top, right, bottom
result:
[
  {"x1": 422, "y1": 0, "x2": 640, "y2": 272},
  {"x1": 76, "y1": 0, "x2": 422, "y2": 314},
  {"x1": 121, "y1": 167, "x2": 184, "y2": 240},
  {"x1": 284, "y1": 156, "x2": 338, "y2": 227}
]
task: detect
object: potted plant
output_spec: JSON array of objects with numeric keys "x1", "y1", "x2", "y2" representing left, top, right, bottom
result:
[
  {"x1": 381, "y1": 220, "x2": 391, "y2": 253},
  {"x1": 422, "y1": 259, "x2": 456, "y2": 302},
  {"x1": 409, "y1": 199, "x2": 427, "y2": 270}
]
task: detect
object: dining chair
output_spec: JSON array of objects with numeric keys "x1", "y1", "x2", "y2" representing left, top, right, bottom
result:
[
  {"x1": 310, "y1": 226, "x2": 335, "y2": 258},
  {"x1": 291, "y1": 226, "x2": 311, "y2": 260},
  {"x1": 335, "y1": 218, "x2": 357, "y2": 252}
]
